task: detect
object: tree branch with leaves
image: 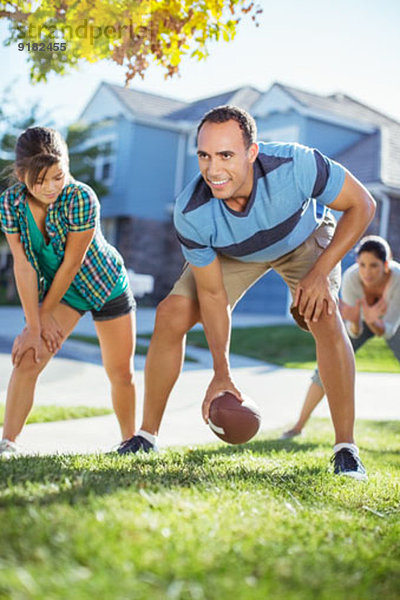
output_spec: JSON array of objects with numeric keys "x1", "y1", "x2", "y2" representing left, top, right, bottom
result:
[{"x1": 1, "y1": 0, "x2": 262, "y2": 84}]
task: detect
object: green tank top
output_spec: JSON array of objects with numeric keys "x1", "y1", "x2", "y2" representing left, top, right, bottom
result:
[{"x1": 26, "y1": 203, "x2": 127, "y2": 310}]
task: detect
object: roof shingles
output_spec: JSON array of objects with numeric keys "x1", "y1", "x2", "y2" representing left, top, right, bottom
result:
[
  {"x1": 101, "y1": 81, "x2": 399, "y2": 190},
  {"x1": 274, "y1": 83, "x2": 400, "y2": 189},
  {"x1": 107, "y1": 84, "x2": 188, "y2": 119}
]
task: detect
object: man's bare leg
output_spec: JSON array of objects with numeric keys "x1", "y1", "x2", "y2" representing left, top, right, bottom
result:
[
  {"x1": 308, "y1": 309, "x2": 355, "y2": 444},
  {"x1": 141, "y1": 294, "x2": 200, "y2": 435}
]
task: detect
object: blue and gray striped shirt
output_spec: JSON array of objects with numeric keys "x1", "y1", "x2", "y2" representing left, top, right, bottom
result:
[{"x1": 174, "y1": 141, "x2": 346, "y2": 267}]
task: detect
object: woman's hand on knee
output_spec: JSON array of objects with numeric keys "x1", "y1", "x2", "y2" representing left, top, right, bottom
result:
[
  {"x1": 39, "y1": 310, "x2": 64, "y2": 354},
  {"x1": 339, "y1": 299, "x2": 361, "y2": 323},
  {"x1": 12, "y1": 327, "x2": 42, "y2": 366}
]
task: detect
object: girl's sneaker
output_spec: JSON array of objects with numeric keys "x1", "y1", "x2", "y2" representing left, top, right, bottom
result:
[{"x1": 0, "y1": 439, "x2": 19, "y2": 459}]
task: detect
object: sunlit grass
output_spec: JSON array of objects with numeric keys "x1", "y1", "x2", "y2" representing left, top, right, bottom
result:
[
  {"x1": 0, "y1": 404, "x2": 112, "y2": 425},
  {"x1": 187, "y1": 326, "x2": 400, "y2": 372},
  {"x1": 0, "y1": 419, "x2": 399, "y2": 600}
]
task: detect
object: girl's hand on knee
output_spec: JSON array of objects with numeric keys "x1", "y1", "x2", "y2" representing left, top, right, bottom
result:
[
  {"x1": 39, "y1": 310, "x2": 64, "y2": 354},
  {"x1": 12, "y1": 327, "x2": 42, "y2": 366}
]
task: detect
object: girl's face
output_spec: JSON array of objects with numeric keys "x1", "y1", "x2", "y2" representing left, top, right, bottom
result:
[
  {"x1": 357, "y1": 251, "x2": 388, "y2": 288},
  {"x1": 24, "y1": 161, "x2": 68, "y2": 205}
]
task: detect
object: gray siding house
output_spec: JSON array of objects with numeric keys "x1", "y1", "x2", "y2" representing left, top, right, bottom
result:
[{"x1": 79, "y1": 82, "x2": 400, "y2": 312}]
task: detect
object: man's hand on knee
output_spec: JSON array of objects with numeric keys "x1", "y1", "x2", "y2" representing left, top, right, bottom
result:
[{"x1": 294, "y1": 268, "x2": 336, "y2": 323}]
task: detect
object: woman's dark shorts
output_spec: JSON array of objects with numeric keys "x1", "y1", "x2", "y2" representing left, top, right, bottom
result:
[{"x1": 61, "y1": 287, "x2": 136, "y2": 322}]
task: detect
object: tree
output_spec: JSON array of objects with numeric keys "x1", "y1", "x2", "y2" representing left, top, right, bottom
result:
[
  {"x1": 0, "y1": 87, "x2": 52, "y2": 193},
  {"x1": 0, "y1": 88, "x2": 108, "y2": 195},
  {"x1": 0, "y1": 89, "x2": 111, "y2": 302},
  {"x1": 0, "y1": 0, "x2": 262, "y2": 84}
]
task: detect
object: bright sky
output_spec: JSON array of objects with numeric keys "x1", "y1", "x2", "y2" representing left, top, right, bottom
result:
[{"x1": 1, "y1": 0, "x2": 399, "y2": 127}]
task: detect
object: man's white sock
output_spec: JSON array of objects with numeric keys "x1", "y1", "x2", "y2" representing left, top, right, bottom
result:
[
  {"x1": 333, "y1": 442, "x2": 359, "y2": 456},
  {"x1": 136, "y1": 429, "x2": 157, "y2": 446}
]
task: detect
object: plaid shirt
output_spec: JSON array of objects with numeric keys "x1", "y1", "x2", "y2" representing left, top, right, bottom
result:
[{"x1": 0, "y1": 181, "x2": 124, "y2": 310}]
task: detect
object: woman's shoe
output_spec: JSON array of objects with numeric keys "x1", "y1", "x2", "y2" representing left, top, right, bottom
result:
[
  {"x1": 280, "y1": 429, "x2": 302, "y2": 440},
  {"x1": 0, "y1": 439, "x2": 19, "y2": 458}
]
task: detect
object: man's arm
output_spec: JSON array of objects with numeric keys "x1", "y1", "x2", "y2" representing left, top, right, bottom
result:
[
  {"x1": 294, "y1": 171, "x2": 376, "y2": 323},
  {"x1": 191, "y1": 257, "x2": 242, "y2": 421}
]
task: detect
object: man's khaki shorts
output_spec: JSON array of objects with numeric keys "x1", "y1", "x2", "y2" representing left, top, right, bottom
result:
[{"x1": 170, "y1": 214, "x2": 341, "y2": 331}]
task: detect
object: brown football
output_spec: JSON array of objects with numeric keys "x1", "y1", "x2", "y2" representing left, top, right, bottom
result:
[{"x1": 208, "y1": 392, "x2": 261, "y2": 444}]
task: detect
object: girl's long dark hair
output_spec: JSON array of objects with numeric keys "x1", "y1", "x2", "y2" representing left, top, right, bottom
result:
[{"x1": 13, "y1": 127, "x2": 69, "y2": 187}]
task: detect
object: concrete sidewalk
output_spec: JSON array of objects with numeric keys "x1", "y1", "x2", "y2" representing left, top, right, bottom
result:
[
  {"x1": 0, "y1": 305, "x2": 292, "y2": 338},
  {"x1": 0, "y1": 306, "x2": 291, "y2": 366},
  {"x1": 1, "y1": 351, "x2": 399, "y2": 455},
  {"x1": 1, "y1": 305, "x2": 399, "y2": 455}
]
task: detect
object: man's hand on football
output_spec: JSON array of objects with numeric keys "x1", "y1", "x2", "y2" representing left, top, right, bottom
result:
[{"x1": 202, "y1": 374, "x2": 242, "y2": 423}]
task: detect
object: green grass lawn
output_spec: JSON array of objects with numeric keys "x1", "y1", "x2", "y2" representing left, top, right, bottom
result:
[
  {"x1": 0, "y1": 419, "x2": 399, "y2": 600},
  {"x1": 0, "y1": 404, "x2": 112, "y2": 425},
  {"x1": 69, "y1": 334, "x2": 151, "y2": 357},
  {"x1": 69, "y1": 335, "x2": 197, "y2": 363},
  {"x1": 187, "y1": 326, "x2": 400, "y2": 373},
  {"x1": 0, "y1": 287, "x2": 20, "y2": 306}
]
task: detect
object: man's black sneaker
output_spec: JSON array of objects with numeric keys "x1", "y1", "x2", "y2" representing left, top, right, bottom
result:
[
  {"x1": 331, "y1": 448, "x2": 367, "y2": 481},
  {"x1": 117, "y1": 434, "x2": 156, "y2": 455}
]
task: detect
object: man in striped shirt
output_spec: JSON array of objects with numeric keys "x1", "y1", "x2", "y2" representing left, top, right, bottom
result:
[{"x1": 121, "y1": 106, "x2": 375, "y2": 480}]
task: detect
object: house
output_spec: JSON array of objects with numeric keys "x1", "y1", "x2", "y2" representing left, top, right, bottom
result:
[{"x1": 78, "y1": 82, "x2": 400, "y2": 312}]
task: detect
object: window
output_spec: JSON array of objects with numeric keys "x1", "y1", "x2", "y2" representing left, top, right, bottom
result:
[
  {"x1": 102, "y1": 162, "x2": 112, "y2": 181},
  {"x1": 93, "y1": 137, "x2": 115, "y2": 185},
  {"x1": 102, "y1": 218, "x2": 117, "y2": 245}
]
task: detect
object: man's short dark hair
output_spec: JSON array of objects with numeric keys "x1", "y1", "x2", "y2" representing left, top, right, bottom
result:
[{"x1": 197, "y1": 105, "x2": 257, "y2": 149}]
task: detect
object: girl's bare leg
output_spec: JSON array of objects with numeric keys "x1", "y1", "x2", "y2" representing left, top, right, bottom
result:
[
  {"x1": 95, "y1": 311, "x2": 136, "y2": 441},
  {"x1": 2, "y1": 304, "x2": 81, "y2": 442}
]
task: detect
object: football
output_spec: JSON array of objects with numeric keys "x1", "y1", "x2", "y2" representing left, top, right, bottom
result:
[{"x1": 208, "y1": 392, "x2": 261, "y2": 444}]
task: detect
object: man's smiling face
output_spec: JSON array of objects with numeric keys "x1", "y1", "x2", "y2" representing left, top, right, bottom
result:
[{"x1": 197, "y1": 119, "x2": 258, "y2": 203}]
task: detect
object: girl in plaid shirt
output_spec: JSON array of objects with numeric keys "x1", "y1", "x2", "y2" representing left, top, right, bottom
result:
[{"x1": 0, "y1": 127, "x2": 137, "y2": 456}]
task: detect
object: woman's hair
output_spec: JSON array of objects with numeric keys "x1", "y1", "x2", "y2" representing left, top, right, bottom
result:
[
  {"x1": 13, "y1": 127, "x2": 69, "y2": 188},
  {"x1": 356, "y1": 235, "x2": 392, "y2": 262}
]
